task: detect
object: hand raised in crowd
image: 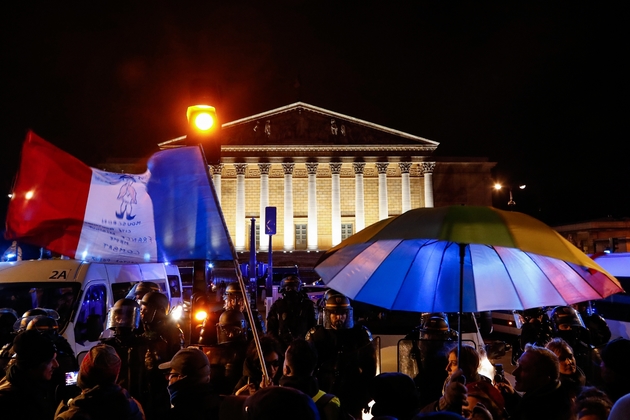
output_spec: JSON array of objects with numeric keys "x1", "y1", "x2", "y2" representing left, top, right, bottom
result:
[
  {"x1": 235, "y1": 375, "x2": 273, "y2": 396},
  {"x1": 439, "y1": 368, "x2": 468, "y2": 413}
]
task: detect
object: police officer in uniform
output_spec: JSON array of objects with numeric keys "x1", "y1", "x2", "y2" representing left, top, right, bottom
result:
[
  {"x1": 267, "y1": 275, "x2": 316, "y2": 350},
  {"x1": 306, "y1": 293, "x2": 376, "y2": 419},
  {"x1": 201, "y1": 309, "x2": 249, "y2": 395},
  {"x1": 100, "y1": 298, "x2": 147, "y2": 401},
  {"x1": 140, "y1": 291, "x2": 183, "y2": 420},
  {"x1": 405, "y1": 313, "x2": 454, "y2": 407},
  {"x1": 550, "y1": 305, "x2": 593, "y2": 380}
]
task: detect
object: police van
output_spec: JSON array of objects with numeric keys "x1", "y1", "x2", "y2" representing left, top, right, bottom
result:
[
  {"x1": 0, "y1": 259, "x2": 183, "y2": 360},
  {"x1": 588, "y1": 252, "x2": 630, "y2": 340}
]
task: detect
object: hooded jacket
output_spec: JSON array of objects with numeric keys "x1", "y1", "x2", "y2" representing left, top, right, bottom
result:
[
  {"x1": 0, "y1": 363, "x2": 57, "y2": 420},
  {"x1": 55, "y1": 383, "x2": 145, "y2": 420}
]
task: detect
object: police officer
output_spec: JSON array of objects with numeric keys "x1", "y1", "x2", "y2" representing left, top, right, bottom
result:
[
  {"x1": 100, "y1": 298, "x2": 147, "y2": 400},
  {"x1": 267, "y1": 275, "x2": 316, "y2": 350},
  {"x1": 0, "y1": 309, "x2": 18, "y2": 375},
  {"x1": 512, "y1": 307, "x2": 553, "y2": 365},
  {"x1": 550, "y1": 305, "x2": 593, "y2": 380},
  {"x1": 201, "y1": 309, "x2": 249, "y2": 395},
  {"x1": 306, "y1": 293, "x2": 376, "y2": 418},
  {"x1": 0, "y1": 308, "x2": 61, "y2": 380},
  {"x1": 573, "y1": 301, "x2": 612, "y2": 347},
  {"x1": 405, "y1": 314, "x2": 454, "y2": 407},
  {"x1": 126, "y1": 281, "x2": 160, "y2": 303},
  {"x1": 223, "y1": 281, "x2": 265, "y2": 336},
  {"x1": 139, "y1": 291, "x2": 183, "y2": 420}
]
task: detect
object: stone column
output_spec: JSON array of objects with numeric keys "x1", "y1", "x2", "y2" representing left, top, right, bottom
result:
[
  {"x1": 422, "y1": 162, "x2": 436, "y2": 208},
  {"x1": 353, "y1": 163, "x2": 366, "y2": 232},
  {"x1": 330, "y1": 163, "x2": 343, "y2": 246},
  {"x1": 376, "y1": 162, "x2": 389, "y2": 220},
  {"x1": 399, "y1": 162, "x2": 412, "y2": 213},
  {"x1": 211, "y1": 164, "x2": 223, "y2": 204},
  {"x1": 258, "y1": 163, "x2": 271, "y2": 252},
  {"x1": 306, "y1": 163, "x2": 319, "y2": 251},
  {"x1": 234, "y1": 163, "x2": 248, "y2": 251},
  {"x1": 282, "y1": 163, "x2": 295, "y2": 251}
]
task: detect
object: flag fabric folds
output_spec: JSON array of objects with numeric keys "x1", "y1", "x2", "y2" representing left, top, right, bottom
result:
[{"x1": 5, "y1": 130, "x2": 234, "y2": 263}]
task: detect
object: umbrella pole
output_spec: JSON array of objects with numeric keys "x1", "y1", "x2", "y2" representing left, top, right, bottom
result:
[{"x1": 458, "y1": 243, "x2": 466, "y2": 365}]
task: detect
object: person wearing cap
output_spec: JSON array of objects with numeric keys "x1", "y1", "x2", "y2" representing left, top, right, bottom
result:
[
  {"x1": 158, "y1": 347, "x2": 220, "y2": 419},
  {"x1": 55, "y1": 343, "x2": 144, "y2": 420},
  {"x1": 0, "y1": 329, "x2": 60, "y2": 420}
]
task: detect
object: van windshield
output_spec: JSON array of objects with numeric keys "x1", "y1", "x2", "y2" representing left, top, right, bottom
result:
[{"x1": 0, "y1": 282, "x2": 80, "y2": 332}]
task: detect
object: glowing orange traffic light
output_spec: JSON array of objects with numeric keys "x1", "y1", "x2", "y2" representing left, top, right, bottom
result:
[
  {"x1": 186, "y1": 104, "x2": 221, "y2": 164},
  {"x1": 187, "y1": 105, "x2": 218, "y2": 132}
]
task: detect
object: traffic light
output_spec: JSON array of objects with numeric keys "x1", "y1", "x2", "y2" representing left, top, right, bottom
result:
[
  {"x1": 187, "y1": 104, "x2": 221, "y2": 164},
  {"x1": 190, "y1": 292, "x2": 213, "y2": 344}
]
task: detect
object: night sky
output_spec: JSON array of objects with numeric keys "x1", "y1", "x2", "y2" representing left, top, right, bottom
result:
[{"x1": 2, "y1": 2, "x2": 628, "y2": 250}]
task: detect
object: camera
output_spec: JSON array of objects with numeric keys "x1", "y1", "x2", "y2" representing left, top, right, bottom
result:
[
  {"x1": 494, "y1": 363, "x2": 505, "y2": 384},
  {"x1": 65, "y1": 371, "x2": 79, "y2": 386}
]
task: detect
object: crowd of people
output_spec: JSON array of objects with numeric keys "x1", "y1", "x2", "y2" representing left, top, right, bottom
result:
[{"x1": 0, "y1": 277, "x2": 629, "y2": 420}]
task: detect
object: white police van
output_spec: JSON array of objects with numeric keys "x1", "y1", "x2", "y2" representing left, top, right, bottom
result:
[{"x1": 0, "y1": 259, "x2": 183, "y2": 360}]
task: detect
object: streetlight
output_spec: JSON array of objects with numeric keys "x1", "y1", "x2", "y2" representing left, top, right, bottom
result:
[
  {"x1": 186, "y1": 104, "x2": 221, "y2": 164},
  {"x1": 494, "y1": 183, "x2": 526, "y2": 210}
]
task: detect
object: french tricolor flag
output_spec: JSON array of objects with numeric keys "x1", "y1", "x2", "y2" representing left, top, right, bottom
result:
[{"x1": 5, "y1": 131, "x2": 234, "y2": 263}]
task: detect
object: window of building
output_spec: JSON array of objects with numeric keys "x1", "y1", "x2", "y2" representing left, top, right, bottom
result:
[
  {"x1": 341, "y1": 223, "x2": 354, "y2": 241},
  {"x1": 295, "y1": 224, "x2": 307, "y2": 250}
]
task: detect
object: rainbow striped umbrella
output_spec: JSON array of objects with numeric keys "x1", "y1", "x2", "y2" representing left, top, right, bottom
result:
[{"x1": 315, "y1": 206, "x2": 623, "y2": 314}]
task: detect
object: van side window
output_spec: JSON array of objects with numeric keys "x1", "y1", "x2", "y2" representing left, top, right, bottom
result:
[
  {"x1": 168, "y1": 275, "x2": 182, "y2": 298},
  {"x1": 74, "y1": 284, "x2": 107, "y2": 344}
]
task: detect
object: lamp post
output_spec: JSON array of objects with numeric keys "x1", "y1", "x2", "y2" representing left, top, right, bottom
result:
[
  {"x1": 493, "y1": 183, "x2": 526, "y2": 210},
  {"x1": 185, "y1": 100, "x2": 268, "y2": 379}
]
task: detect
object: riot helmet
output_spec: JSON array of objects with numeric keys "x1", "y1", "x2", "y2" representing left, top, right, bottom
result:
[
  {"x1": 217, "y1": 309, "x2": 248, "y2": 344},
  {"x1": 279, "y1": 275, "x2": 302, "y2": 295},
  {"x1": 14, "y1": 308, "x2": 59, "y2": 332},
  {"x1": 107, "y1": 298, "x2": 141, "y2": 330},
  {"x1": 420, "y1": 315, "x2": 452, "y2": 340},
  {"x1": 0, "y1": 308, "x2": 19, "y2": 333},
  {"x1": 126, "y1": 281, "x2": 160, "y2": 302},
  {"x1": 26, "y1": 315, "x2": 60, "y2": 341},
  {"x1": 323, "y1": 294, "x2": 354, "y2": 329},
  {"x1": 140, "y1": 291, "x2": 170, "y2": 324},
  {"x1": 551, "y1": 306, "x2": 585, "y2": 333},
  {"x1": 223, "y1": 282, "x2": 247, "y2": 311}
]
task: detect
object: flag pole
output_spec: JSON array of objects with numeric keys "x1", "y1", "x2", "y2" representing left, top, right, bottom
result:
[{"x1": 196, "y1": 145, "x2": 268, "y2": 380}]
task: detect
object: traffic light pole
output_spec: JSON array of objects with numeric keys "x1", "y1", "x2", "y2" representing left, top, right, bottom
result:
[{"x1": 196, "y1": 144, "x2": 268, "y2": 381}]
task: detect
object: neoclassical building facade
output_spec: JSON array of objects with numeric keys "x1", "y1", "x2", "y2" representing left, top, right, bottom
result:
[{"x1": 158, "y1": 102, "x2": 496, "y2": 254}]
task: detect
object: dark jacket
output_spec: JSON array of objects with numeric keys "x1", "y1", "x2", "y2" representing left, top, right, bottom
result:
[
  {"x1": 166, "y1": 378, "x2": 220, "y2": 420},
  {"x1": 55, "y1": 383, "x2": 145, "y2": 420},
  {"x1": 267, "y1": 294, "x2": 316, "y2": 348},
  {"x1": 508, "y1": 381, "x2": 573, "y2": 420},
  {"x1": 279, "y1": 375, "x2": 341, "y2": 420},
  {"x1": 0, "y1": 363, "x2": 57, "y2": 420}
]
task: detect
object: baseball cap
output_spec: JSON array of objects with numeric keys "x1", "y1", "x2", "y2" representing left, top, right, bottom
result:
[{"x1": 159, "y1": 347, "x2": 210, "y2": 377}]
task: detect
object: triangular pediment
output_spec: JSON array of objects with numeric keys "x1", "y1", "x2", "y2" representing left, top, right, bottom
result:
[{"x1": 221, "y1": 102, "x2": 439, "y2": 148}]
